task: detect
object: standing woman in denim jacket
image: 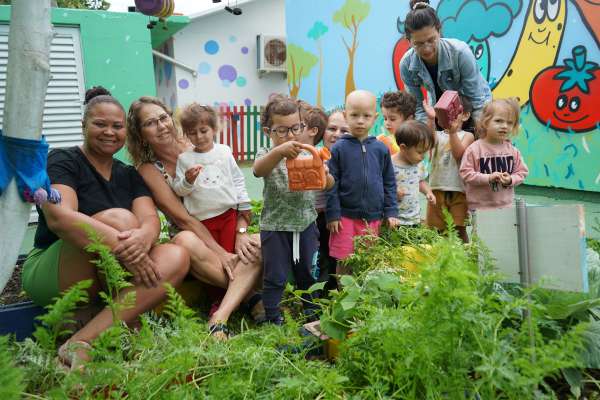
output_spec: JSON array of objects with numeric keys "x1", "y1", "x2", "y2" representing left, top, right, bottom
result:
[{"x1": 400, "y1": 0, "x2": 492, "y2": 122}]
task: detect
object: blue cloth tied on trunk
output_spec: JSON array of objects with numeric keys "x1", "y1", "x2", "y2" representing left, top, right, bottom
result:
[{"x1": 0, "y1": 131, "x2": 61, "y2": 205}]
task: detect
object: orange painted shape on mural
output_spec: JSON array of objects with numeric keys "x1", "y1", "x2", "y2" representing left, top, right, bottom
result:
[
  {"x1": 287, "y1": 144, "x2": 329, "y2": 191},
  {"x1": 377, "y1": 134, "x2": 399, "y2": 155},
  {"x1": 573, "y1": 0, "x2": 600, "y2": 47}
]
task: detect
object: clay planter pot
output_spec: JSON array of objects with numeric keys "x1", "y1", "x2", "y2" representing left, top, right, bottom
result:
[
  {"x1": 286, "y1": 145, "x2": 331, "y2": 191},
  {"x1": 434, "y1": 90, "x2": 463, "y2": 129}
]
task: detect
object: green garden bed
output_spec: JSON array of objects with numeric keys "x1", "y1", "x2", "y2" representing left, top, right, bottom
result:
[{"x1": 2, "y1": 221, "x2": 600, "y2": 398}]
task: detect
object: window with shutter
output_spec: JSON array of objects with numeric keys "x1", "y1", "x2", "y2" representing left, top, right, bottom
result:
[{"x1": 0, "y1": 25, "x2": 86, "y2": 222}]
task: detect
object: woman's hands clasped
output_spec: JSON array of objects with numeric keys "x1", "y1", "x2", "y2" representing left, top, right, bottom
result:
[{"x1": 114, "y1": 228, "x2": 161, "y2": 288}]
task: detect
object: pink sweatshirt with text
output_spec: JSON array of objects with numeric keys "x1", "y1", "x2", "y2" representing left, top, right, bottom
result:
[{"x1": 459, "y1": 139, "x2": 529, "y2": 210}]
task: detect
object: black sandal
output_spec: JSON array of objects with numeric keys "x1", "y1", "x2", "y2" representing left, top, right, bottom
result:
[{"x1": 208, "y1": 323, "x2": 230, "y2": 341}]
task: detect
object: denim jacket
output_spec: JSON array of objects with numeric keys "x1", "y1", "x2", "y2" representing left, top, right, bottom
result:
[{"x1": 400, "y1": 38, "x2": 492, "y2": 122}]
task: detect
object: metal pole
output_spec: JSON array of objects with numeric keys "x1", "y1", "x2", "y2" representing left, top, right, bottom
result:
[
  {"x1": 515, "y1": 197, "x2": 535, "y2": 359},
  {"x1": 516, "y1": 198, "x2": 532, "y2": 287},
  {"x1": 0, "y1": 1, "x2": 52, "y2": 292},
  {"x1": 152, "y1": 49, "x2": 198, "y2": 77}
]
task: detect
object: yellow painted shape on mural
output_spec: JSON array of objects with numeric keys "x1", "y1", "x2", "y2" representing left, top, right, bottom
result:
[{"x1": 492, "y1": 0, "x2": 566, "y2": 106}]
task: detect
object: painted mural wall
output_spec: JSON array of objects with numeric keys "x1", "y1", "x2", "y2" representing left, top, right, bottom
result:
[
  {"x1": 168, "y1": 0, "x2": 288, "y2": 110},
  {"x1": 285, "y1": 0, "x2": 600, "y2": 193}
]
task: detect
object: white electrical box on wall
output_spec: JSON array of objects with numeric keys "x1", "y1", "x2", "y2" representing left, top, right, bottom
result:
[{"x1": 257, "y1": 34, "x2": 287, "y2": 77}]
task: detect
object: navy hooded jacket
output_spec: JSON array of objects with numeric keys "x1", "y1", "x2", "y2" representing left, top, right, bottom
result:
[{"x1": 325, "y1": 134, "x2": 398, "y2": 222}]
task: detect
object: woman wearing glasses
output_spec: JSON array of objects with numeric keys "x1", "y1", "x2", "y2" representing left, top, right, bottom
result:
[
  {"x1": 399, "y1": 0, "x2": 491, "y2": 122},
  {"x1": 126, "y1": 97, "x2": 264, "y2": 339},
  {"x1": 22, "y1": 87, "x2": 190, "y2": 369}
]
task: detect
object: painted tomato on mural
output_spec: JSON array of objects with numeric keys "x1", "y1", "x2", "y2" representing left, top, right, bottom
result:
[{"x1": 530, "y1": 45, "x2": 600, "y2": 132}]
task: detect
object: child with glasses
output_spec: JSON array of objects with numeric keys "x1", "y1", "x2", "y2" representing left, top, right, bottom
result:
[
  {"x1": 253, "y1": 95, "x2": 334, "y2": 325},
  {"x1": 326, "y1": 90, "x2": 399, "y2": 273}
]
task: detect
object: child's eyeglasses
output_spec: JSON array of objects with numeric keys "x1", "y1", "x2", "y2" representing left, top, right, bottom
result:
[{"x1": 268, "y1": 123, "x2": 305, "y2": 138}]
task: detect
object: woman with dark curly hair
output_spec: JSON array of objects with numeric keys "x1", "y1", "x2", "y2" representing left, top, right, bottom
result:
[{"x1": 22, "y1": 87, "x2": 189, "y2": 369}]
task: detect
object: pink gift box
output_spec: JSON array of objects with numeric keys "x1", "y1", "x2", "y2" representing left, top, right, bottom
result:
[{"x1": 434, "y1": 90, "x2": 463, "y2": 129}]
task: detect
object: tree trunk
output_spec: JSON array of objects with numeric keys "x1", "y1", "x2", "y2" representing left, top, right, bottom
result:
[
  {"x1": 0, "y1": 1, "x2": 52, "y2": 292},
  {"x1": 345, "y1": 53, "x2": 355, "y2": 98},
  {"x1": 290, "y1": 84, "x2": 300, "y2": 99},
  {"x1": 316, "y1": 41, "x2": 323, "y2": 107},
  {"x1": 344, "y1": 23, "x2": 359, "y2": 98}
]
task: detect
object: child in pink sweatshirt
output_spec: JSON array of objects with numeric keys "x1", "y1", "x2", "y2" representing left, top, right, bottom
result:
[{"x1": 459, "y1": 98, "x2": 528, "y2": 210}]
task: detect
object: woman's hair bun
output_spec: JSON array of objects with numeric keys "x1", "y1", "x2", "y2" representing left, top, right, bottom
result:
[
  {"x1": 84, "y1": 86, "x2": 112, "y2": 105},
  {"x1": 409, "y1": 0, "x2": 431, "y2": 10}
]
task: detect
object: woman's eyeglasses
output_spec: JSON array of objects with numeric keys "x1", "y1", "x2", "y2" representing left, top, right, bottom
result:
[
  {"x1": 142, "y1": 113, "x2": 171, "y2": 129},
  {"x1": 268, "y1": 123, "x2": 305, "y2": 138},
  {"x1": 411, "y1": 36, "x2": 438, "y2": 50}
]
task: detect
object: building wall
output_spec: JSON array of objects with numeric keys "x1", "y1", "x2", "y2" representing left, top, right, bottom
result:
[
  {"x1": 0, "y1": 7, "x2": 157, "y2": 110},
  {"x1": 170, "y1": 0, "x2": 287, "y2": 110},
  {"x1": 0, "y1": 6, "x2": 157, "y2": 161},
  {"x1": 285, "y1": 0, "x2": 600, "y2": 193},
  {"x1": 155, "y1": 38, "x2": 178, "y2": 111}
]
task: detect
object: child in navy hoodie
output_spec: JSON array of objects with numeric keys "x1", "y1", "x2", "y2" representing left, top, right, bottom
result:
[{"x1": 326, "y1": 90, "x2": 399, "y2": 272}]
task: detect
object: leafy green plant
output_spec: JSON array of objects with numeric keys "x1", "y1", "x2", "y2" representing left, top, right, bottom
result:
[
  {"x1": 162, "y1": 283, "x2": 199, "y2": 328},
  {"x1": 3, "y1": 216, "x2": 599, "y2": 398},
  {"x1": 247, "y1": 199, "x2": 263, "y2": 234},
  {"x1": 0, "y1": 336, "x2": 24, "y2": 400},
  {"x1": 32, "y1": 279, "x2": 92, "y2": 351},
  {"x1": 81, "y1": 224, "x2": 136, "y2": 325},
  {"x1": 587, "y1": 219, "x2": 600, "y2": 260},
  {"x1": 320, "y1": 231, "x2": 587, "y2": 398}
]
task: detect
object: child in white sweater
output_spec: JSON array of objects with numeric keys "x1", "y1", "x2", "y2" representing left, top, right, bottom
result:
[{"x1": 172, "y1": 103, "x2": 251, "y2": 255}]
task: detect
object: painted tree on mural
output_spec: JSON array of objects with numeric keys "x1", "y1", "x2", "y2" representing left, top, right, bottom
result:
[
  {"x1": 287, "y1": 44, "x2": 318, "y2": 99},
  {"x1": 308, "y1": 21, "x2": 329, "y2": 107},
  {"x1": 333, "y1": 0, "x2": 370, "y2": 98}
]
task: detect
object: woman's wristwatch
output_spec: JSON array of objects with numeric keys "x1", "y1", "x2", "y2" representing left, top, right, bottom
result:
[{"x1": 237, "y1": 227, "x2": 247, "y2": 234}]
